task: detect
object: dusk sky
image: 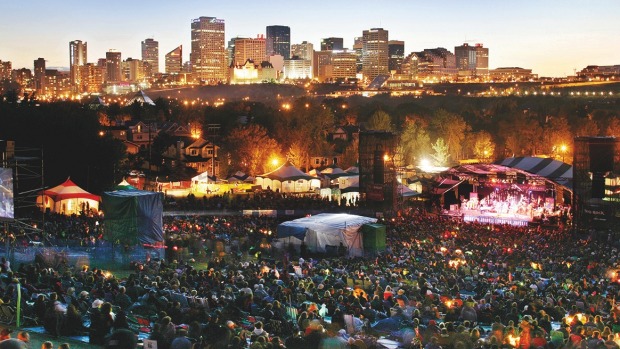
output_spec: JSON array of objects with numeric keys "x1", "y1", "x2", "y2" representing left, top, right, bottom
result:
[{"x1": 1, "y1": 0, "x2": 619, "y2": 77}]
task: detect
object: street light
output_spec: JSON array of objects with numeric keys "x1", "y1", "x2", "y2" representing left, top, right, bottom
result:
[{"x1": 560, "y1": 144, "x2": 567, "y2": 163}]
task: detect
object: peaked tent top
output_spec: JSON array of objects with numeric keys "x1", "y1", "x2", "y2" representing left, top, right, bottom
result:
[
  {"x1": 127, "y1": 90, "x2": 155, "y2": 106},
  {"x1": 42, "y1": 178, "x2": 101, "y2": 201},
  {"x1": 115, "y1": 179, "x2": 138, "y2": 191},
  {"x1": 258, "y1": 161, "x2": 316, "y2": 181}
]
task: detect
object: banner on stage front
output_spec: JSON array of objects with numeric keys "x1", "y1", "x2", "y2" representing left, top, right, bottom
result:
[{"x1": 242, "y1": 210, "x2": 277, "y2": 217}]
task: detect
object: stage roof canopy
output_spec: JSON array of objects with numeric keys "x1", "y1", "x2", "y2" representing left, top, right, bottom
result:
[
  {"x1": 443, "y1": 159, "x2": 572, "y2": 191},
  {"x1": 496, "y1": 157, "x2": 572, "y2": 189}
]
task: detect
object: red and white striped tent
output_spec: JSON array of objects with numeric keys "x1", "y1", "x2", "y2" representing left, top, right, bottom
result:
[{"x1": 38, "y1": 178, "x2": 100, "y2": 215}]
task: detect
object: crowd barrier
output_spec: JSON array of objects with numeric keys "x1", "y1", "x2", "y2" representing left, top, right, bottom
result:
[{"x1": 3, "y1": 243, "x2": 164, "y2": 270}]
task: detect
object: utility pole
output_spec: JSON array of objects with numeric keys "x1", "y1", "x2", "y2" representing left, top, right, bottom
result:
[{"x1": 207, "y1": 123, "x2": 220, "y2": 179}]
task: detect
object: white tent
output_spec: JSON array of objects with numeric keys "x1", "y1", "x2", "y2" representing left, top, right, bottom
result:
[
  {"x1": 226, "y1": 171, "x2": 255, "y2": 183},
  {"x1": 191, "y1": 171, "x2": 219, "y2": 192},
  {"x1": 255, "y1": 161, "x2": 320, "y2": 193},
  {"x1": 337, "y1": 175, "x2": 360, "y2": 206},
  {"x1": 276, "y1": 213, "x2": 377, "y2": 257}
]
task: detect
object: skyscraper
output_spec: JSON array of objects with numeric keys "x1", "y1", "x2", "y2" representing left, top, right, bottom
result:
[
  {"x1": 0, "y1": 61, "x2": 12, "y2": 80},
  {"x1": 291, "y1": 41, "x2": 314, "y2": 61},
  {"x1": 34, "y1": 58, "x2": 46, "y2": 95},
  {"x1": 266, "y1": 25, "x2": 290, "y2": 59},
  {"x1": 353, "y1": 37, "x2": 363, "y2": 73},
  {"x1": 106, "y1": 50, "x2": 122, "y2": 83},
  {"x1": 320, "y1": 37, "x2": 344, "y2": 51},
  {"x1": 165, "y1": 45, "x2": 183, "y2": 74},
  {"x1": 475, "y1": 44, "x2": 489, "y2": 76},
  {"x1": 455, "y1": 43, "x2": 489, "y2": 77},
  {"x1": 69, "y1": 40, "x2": 87, "y2": 92},
  {"x1": 141, "y1": 38, "x2": 159, "y2": 75},
  {"x1": 388, "y1": 40, "x2": 405, "y2": 73},
  {"x1": 227, "y1": 38, "x2": 237, "y2": 67},
  {"x1": 362, "y1": 28, "x2": 389, "y2": 81},
  {"x1": 190, "y1": 16, "x2": 226, "y2": 83},
  {"x1": 122, "y1": 58, "x2": 144, "y2": 82},
  {"x1": 79, "y1": 63, "x2": 104, "y2": 93},
  {"x1": 233, "y1": 36, "x2": 266, "y2": 66},
  {"x1": 332, "y1": 51, "x2": 357, "y2": 80}
]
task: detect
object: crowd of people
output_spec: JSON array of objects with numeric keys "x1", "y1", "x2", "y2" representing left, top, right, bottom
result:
[
  {"x1": 164, "y1": 191, "x2": 362, "y2": 211},
  {"x1": 1, "y1": 208, "x2": 620, "y2": 349}
]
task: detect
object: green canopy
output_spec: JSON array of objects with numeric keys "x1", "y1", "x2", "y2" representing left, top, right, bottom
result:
[
  {"x1": 361, "y1": 223, "x2": 386, "y2": 254},
  {"x1": 101, "y1": 190, "x2": 163, "y2": 246}
]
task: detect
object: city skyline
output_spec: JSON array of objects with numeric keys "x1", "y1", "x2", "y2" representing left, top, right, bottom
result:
[{"x1": 1, "y1": 0, "x2": 619, "y2": 77}]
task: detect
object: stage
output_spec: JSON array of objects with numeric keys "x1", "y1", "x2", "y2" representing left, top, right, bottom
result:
[{"x1": 443, "y1": 208, "x2": 533, "y2": 227}]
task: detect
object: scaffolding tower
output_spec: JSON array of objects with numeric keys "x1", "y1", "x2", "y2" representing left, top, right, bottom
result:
[
  {"x1": 359, "y1": 131, "x2": 398, "y2": 213},
  {"x1": 573, "y1": 136, "x2": 620, "y2": 231}
]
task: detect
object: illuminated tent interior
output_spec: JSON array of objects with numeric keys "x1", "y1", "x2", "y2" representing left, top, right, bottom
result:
[{"x1": 37, "y1": 178, "x2": 100, "y2": 215}]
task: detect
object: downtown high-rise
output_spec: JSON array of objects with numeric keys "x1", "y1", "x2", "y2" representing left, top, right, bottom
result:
[
  {"x1": 106, "y1": 50, "x2": 122, "y2": 83},
  {"x1": 455, "y1": 43, "x2": 489, "y2": 78},
  {"x1": 362, "y1": 28, "x2": 389, "y2": 81},
  {"x1": 190, "y1": 16, "x2": 226, "y2": 83},
  {"x1": 141, "y1": 38, "x2": 159, "y2": 75},
  {"x1": 34, "y1": 58, "x2": 46, "y2": 95},
  {"x1": 266, "y1": 25, "x2": 290, "y2": 59},
  {"x1": 165, "y1": 46, "x2": 183, "y2": 74},
  {"x1": 233, "y1": 36, "x2": 266, "y2": 66},
  {"x1": 388, "y1": 40, "x2": 405, "y2": 73},
  {"x1": 320, "y1": 37, "x2": 344, "y2": 51},
  {"x1": 69, "y1": 40, "x2": 87, "y2": 92}
]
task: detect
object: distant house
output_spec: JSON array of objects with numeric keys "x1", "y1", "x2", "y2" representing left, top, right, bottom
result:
[
  {"x1": 331, "y1": 127, "x2": 348, "y2": 141},
  {"x1": 159, "y1": 122, "x2": 192, "y2": 138},
  {"x1": 127, "y1": 121, "x2": 159, "y2": 150},
  {"x1": 162, "y1": 138, "x2": 220, "y2": 177},
  {"x1": 330, "y1": 124, "x2": 360, "y2": 142},
  {"x1": 123, "y1": 140, "x2": 140, "y2": 155},
  {"x1": 102, "y1": 125, "x2": 128, "y2": 141},
  {"x1": 309, "y1": 153, "x2": 342, "y2": 169}
]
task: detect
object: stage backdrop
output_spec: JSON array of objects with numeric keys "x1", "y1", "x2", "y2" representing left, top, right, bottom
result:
[{"x1": 102, "y1": 190, "x2": 164, "y2": 245}]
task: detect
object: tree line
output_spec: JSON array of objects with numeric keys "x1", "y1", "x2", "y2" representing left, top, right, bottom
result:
[{"x1": 0, "y1": 92, "x2": 618, "y2": 197}]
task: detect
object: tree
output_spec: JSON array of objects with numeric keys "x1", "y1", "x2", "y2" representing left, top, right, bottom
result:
[
  {"x1": 430, "y1": 109, "x2": 469, "y2": 161},
  {"x1": 605, "y1": 117, "x2": 620, "y2": 136},
  {"x1": 366, "y1": 110, "x2": 392, "y2": 131},
  {"x1": 340, "y1": 138, "x2": 359, "y2": 169},
  {"x1": 544, "y1": 116, "x2": 572, "y2": 154},
  {"x1": 472, "y1": 131, "x2": 496, "y2": 162},
  {"x1": 223, "y1": 124, "x2": 280, "y2": 175},
  {"x1": 573, "y1": 118, "x2": 600, "y2": 137},
  {"x1": 286, "y1": 141, "x2": 309, "y2": 170},
  {"x1": 430, "y1": 138, "x2": 450, "y2": 166},
  {"x1": 400, "y1": 116, "x2": 431, "y2": 166},
  {"x1": 497, "y1": 112, "x2": 543, "y2": 157}
]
